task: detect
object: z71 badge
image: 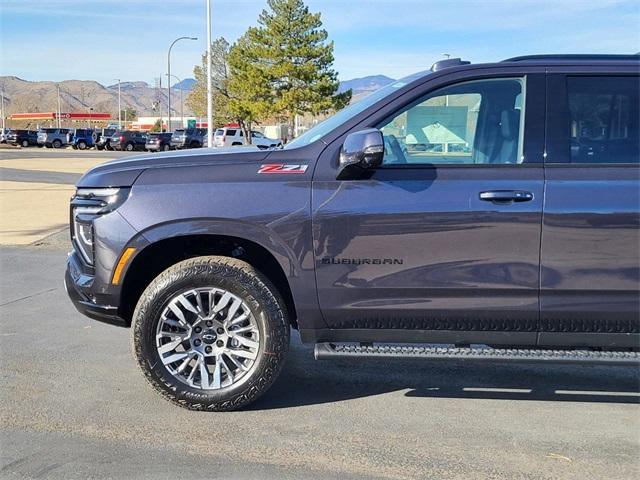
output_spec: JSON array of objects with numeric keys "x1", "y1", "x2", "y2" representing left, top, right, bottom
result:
[{"x1": 258, "y1": 164, "x2": 308, "y2": 174}]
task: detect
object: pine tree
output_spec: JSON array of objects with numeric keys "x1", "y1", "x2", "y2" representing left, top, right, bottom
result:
[
  {"x1": 228, "y1": 33, "x2": 273, "y2": 142},
  {"x1": 186, "y1": 37, "x2": 234, "y2": 127},
  {"x1": 236, "y1": 0, "x2": 351, "y2": 137}
]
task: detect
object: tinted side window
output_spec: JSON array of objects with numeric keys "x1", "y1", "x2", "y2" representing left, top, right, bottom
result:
[
  {"x1": 378, "y1": 78, "x2": 525, "y2": 165},
  {"x1": 225, "y1": 129, "x2": 237, "y2": 136},
  {"x1": 566, "y1": 76, "x2": 639, "y2": 164}
]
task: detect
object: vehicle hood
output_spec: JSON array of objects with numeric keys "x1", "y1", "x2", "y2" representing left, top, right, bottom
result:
[{"x1": 77, "y1": 146, "x2": 271, "y2": 188}]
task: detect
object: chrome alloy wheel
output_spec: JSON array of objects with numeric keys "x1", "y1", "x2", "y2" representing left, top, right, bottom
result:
[{"x1": 155, "y1": 288, "x2": 260, "y2": 390}]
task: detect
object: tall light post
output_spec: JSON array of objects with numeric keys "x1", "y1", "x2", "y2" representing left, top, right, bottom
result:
[
  {"x1": 166, "y1": 74, "x2": 184, "y2": 128},
  {"x1": 114, "y1": 78, "x2": 121, "y2": 128},
  {"x1": 56, "y1": 84, "x2": 62, "y2": 128},
  {"x1": 0, "y1": 85, "x2": 5, "y2": 132},
  {"x1": 206, "y1": 0, "x2": 213, "y2": 147},
  {"x1": 167, "y1": 36, "x2": 197, "y2": 132}
]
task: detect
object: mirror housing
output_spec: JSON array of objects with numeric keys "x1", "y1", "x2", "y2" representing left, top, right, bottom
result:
[{"x1": 339, "y1": 129, "x2": 384, "y2": 175}]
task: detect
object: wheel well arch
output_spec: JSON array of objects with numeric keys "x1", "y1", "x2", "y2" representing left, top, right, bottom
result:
[{"x1": 119, "y1": 234, "x2": 298, "y2": 329}]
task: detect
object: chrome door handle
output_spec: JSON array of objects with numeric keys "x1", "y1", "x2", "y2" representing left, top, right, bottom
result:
[{"x1": 479, "y1": 190, "x2": 533, "y2": 203}]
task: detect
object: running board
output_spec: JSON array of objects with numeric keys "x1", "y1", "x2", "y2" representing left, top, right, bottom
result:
[{"x1": 314, "y1": 343, "x2": 640, "y2": 366}]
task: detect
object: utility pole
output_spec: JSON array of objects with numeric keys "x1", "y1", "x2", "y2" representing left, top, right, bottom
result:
[
  {"x1": 166, "y1": 74, "x2": 184, "y2": 128},
  {"x1": 114, "y1": 78, "x2": 121, "y2": 128},
  {"x1": 0, "y1": 85, "x2": 5, "y2": 132},
  {"x1": 167, "y1": 36, "x2": 197, "y2": 132},
  {"x1": 56, "y1": 84, "x2": 61, "y2": 128},
  {"x1": 206, "y1": 0, "x2": 213, "y2": 147}
]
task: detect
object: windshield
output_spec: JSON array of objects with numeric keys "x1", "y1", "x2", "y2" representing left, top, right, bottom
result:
[{"x1": 285, "y1": 70, "x2": 429, "y2": 149}]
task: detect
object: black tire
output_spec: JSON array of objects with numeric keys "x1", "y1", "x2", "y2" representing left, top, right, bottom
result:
[
  {"x1": 162, "y1": 144, "x2": 170, "y2": 152},
  {"x1": 96, "y1": 145, "x2": 104, "y2": 151},
  {"x1": 231, "y1": 142, "x2": 242, "y2": 146},
  {"x1": 77, "y1": 141, "x2": 87, "y2": 150},
  {"x1": 125, "y1": 142, "x2": 134, "y2": 151},
  {"x1": 130, "y1": 256, "x2": 290, "y2": 411},
  {"x1": 106, "y1": 143, "x2": 113, "y2": 151},
  {"x1": 52, "y1": 139, "x2": 62, "y2": 148}
]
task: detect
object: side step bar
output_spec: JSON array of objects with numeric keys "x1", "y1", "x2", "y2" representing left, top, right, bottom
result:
[{"x1": 314, "y1": 343, "x2": 640, "y2": 366}]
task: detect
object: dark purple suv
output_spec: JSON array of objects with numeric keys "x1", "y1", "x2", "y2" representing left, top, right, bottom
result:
[{"x1": 65, "y1": 54, "x2": 640, "y2": 410}]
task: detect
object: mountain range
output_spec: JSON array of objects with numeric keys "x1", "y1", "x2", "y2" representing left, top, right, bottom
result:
[{"x1": 0, "y1": 74, "x2": 395, "y2": 119}]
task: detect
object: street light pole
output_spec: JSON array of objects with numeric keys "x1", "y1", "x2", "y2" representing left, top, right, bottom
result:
[
  {"x1": 206, "y1": 0, "x2": 213, "y2": 147},
  {"x1": 114, "y1": 78, "x2": 121, "y2": 129},
  {"x1": 166, "y1": 74, "x2": 184, "y2": 128},
  {"x1": 167, "y1": 36, "x2": 197, "y2": 132},
  {"x1": 56, "y1": 84, "x2": 61, "y2": 128},
  {"x1": 0, "y1": 86, "x2": 5, "y2": 132}
]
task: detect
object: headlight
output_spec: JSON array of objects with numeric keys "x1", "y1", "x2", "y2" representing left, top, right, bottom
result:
[{"x1": 70, "y1": 187, "x2": 130, "y2": 265}]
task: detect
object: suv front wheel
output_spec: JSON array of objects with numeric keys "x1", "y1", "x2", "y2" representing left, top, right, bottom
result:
[{"x1": 131, "y1": 256, "x2": 289, "y2": 411}]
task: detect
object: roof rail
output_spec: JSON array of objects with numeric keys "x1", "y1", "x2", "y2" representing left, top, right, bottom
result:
[
  {"x1": 431, "y1": 58, "x2": 471, "y2": 72},
  {"x1": 503, "y1": 54, "x2": 640, "y2": 62}
]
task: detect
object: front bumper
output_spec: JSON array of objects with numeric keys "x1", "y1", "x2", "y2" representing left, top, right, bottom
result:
[{"x1": 65, "y1": 250, "x2": 127, "y2": 327}]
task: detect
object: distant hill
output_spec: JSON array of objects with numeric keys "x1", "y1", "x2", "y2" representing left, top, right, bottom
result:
[
  {"x1": 173, "y1": 78, "x2": 197, "y2": 91},
  {"x1": 338, "y1": 75, "x2": 395, "y2": 101},
  {"x1": 0, "y1": 73, "x2": 394, "y2": 121},
  {"x1": 0, "y1": 76, "x2": 192, "y2": 119}
]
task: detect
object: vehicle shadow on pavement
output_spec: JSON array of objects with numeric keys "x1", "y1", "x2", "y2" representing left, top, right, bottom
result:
[{"x1": 249, "y1": 334, "x2": 640, "y2": 410}]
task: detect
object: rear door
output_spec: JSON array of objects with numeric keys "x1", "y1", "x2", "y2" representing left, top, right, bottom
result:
[
  {"x1": 541, "y1": 68, "x2": 640, "y2": 347},
  {"x1": 312, "y1": 68, "x2": 546, "y2": 343}
]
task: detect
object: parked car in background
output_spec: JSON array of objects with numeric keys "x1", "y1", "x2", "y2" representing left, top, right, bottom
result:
[
  {"x1": 95, "y1": 128, "x2": 118, "y2": 150},
  {"x1": 145, "y1": 132, "x2": 172, "y2": 152},
  {"x1": 110, "y1": 131, "x2": 147, "y2": 151},
  {"x1": 7, "y1": 130, "x2": 38, "y2": 147},
  {"x1": 71, "y1": 129, "x2": 96, "y2": 150},
  {"x1": 37, "y1": 128, "x2": 71, "y2": 148},
  {"x1": 170, "y1": 128, "x2": 207, "y2": 149},
  {"x1": 0, "y1": 128, "x2": 11, "y2": 143},
  {"x1": 214, "y1": 127, "x2": 282, "y2": 149}
]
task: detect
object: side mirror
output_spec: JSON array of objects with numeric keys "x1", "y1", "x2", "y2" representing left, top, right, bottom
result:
[{"x1": 339, "y1": 129, "x2": 384, "y2": 175}]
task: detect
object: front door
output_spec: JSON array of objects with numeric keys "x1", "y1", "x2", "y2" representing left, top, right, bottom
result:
[{"x1": 312, "y1": 73, "x2": 545, "y2": 344}]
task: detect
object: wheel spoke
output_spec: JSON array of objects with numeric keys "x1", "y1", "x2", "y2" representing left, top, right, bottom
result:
[
  {"x1": 229, "y1": 323, "x2": 253, "y2": 334},
  {"x1": 222, "y1": 359, "x2": 235, "y2": 383},
  {"x1": 212, "y1": 359, "x2": 222, "y2": 389},
  {"x1": 225, "y1": 297, "x2": 243, "y2": 322},
  {"x1": 162, "y1": 351, "x2": 190, "y2": 365},
  {"x1": 228, "y1": 348, "x2": 258, "y2": 361},
  {"x1": 177, "y1": 353, "x2": 194, "y2": 373},
  {"x1": 177, "y1": 294, "x2": 199, "y2": 315},
  {"x1": 223, "y1": 352, "x2": 248, "y2": 372},
  {"x1": 168, "y1": 303, "x2": 188, "y2": 325},
  {"x1": 194, "y1": 292, "x2": 206, "y2": 316},
  {"x1": 212, "y1": 292, "x2": 233, "y2": 315},
  {"x1": 187, "y1": 356, "x2": 201, "y2": 384},
  {"x1": 227, "y1": 312, "x2": 249, "y2": 327},
  {"x1": 158, "y1": 337, "x2": 186, "y2": 354},
  {"x1": 199, "y1": 359, "x2": 210, "y2": 389},
  {"x1": 161, "y1": 318, "x2": 186, "y2": 330},
  {"x1": 231, "y1": 335, "x2": 259, "y2": 349}
]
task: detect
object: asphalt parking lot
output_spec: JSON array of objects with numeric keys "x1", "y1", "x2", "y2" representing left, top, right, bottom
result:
[{"x1": 1, "y1": 149, "x2": 639, "y2": 479}]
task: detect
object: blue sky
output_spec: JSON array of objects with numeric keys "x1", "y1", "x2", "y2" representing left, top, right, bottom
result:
[{"x1": 1, "y1": 0, "x2": 639, "y2": 86}]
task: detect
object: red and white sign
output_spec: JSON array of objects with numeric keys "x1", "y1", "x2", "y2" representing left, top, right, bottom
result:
[{"x1": 258, "y1": 164, "x2": 309, "y2": 174}]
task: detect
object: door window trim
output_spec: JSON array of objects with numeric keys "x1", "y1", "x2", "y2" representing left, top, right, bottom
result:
[
  {"x1": 545, "y1": 73, "x2": 640, "y2": 166},
  {"x1": 360, "y1": 72, "x2": 545, "y2": 169},
  {"x1": 375, "y1": 77, "x2": 527, "y2": 167}
]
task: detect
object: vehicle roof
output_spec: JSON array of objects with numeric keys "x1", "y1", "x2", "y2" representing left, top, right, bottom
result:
[{"x1": 430, "y1": 54, "x2": 639, "y2": 73}]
